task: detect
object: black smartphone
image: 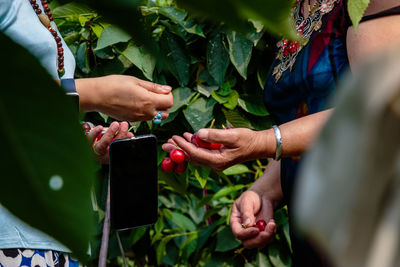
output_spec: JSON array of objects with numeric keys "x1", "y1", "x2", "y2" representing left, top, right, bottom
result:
[{"x1": 109, "y1": 134, "x2": 158, "y2": 231}]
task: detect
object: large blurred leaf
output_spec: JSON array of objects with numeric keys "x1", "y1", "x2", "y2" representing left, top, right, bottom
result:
[
  {"x1": 348, "y1": 0, "x2": 370, "y2": 31},
  {"x1": 175, "y1": 0, "x2": 295, "y2": 38},
  {"x1": 227, "y1": 30, "x2": 253, "y2": 79},
  {"x1": 215, "y1": 227, "x2": 241, "y2": 252},
  {"x1": 184, "y1": 97, "x2": 216, "y2": 132},
  {"x1": 96, "y1": 25, "x2": 131, "y2": 50},
  {"x1": 207, "y1": 31, "x2": 230, "y2": 86},
  {"x1": 0, "y1": 32, "x2": 96, "y2": 260},
  {"x1": 120, "y1": 42, "x2": 156, "y2": 80}
]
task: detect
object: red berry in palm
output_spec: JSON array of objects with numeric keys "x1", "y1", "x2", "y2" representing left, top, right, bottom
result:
[
  {"x1": 225, "y1": 126, "x2": 234, "y2": 130},
  {"x1": 174, "y1": 161, "x2": 187, "y2": 174},
  {"x1": 256, "y1": 220, "x2": 267, "y2": 231},
  {"x1": 209, "y1": 142, "x2": 222, "y2": 150},
  {"x1": 170, "y1": 149, "x2": 185, "y2": 163},
  {"x1": 161, "y1": 157, "x2": 176, "y2": 172},
  {"x1": 191, "y1": 133, "x2": 210, "y2": 148}
]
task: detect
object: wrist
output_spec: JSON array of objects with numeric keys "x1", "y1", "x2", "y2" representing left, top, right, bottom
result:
[
  {"x1": 75, "y1": 77, "x2": 105, "y2": 112},
  {"x1": 253, "y1": 129, "x2": 277, "y2": 159}
]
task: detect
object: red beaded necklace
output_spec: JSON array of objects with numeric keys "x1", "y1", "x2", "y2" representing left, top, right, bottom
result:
[{"x1": 29, "y1": 0, "x2": 65, "y2": 77}]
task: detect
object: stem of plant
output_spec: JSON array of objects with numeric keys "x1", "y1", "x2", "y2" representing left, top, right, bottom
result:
[
  {"x1": 98, "y1": 179, "x2": 111, "y2": 267},
  {"x1": 203, "y1": 186, "x2": 212, "y2": 225}
]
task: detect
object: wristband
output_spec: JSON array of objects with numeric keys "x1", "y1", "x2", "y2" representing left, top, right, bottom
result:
[
  {"x1": 272, "y1": 125, "x2": 282, "y2": 160},
  {"x1": 61, "y1": 79, "x2": 79, "y2": 111}
]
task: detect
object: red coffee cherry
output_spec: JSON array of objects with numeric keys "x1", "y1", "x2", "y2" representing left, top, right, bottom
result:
[
  {"x1": 170, "y1": 149, "x2": 185, "y2": 164},
  {"x1": 161, "y1": 157, "x2": 176, "y2": 172},
  {"x1": 174, "y1": 161, "x2": 188, "y2": 174},
  {"x1": 191, "y1": 133, "x2": 210, "y2": 148},
  {"x1": 256, "y1": 220, "x2": 267, "y2": 231},
  {"x1": 209, "y1": 142, "x2": 222, "y2": 150}
]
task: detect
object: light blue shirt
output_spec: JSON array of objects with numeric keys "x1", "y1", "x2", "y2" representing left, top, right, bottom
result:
[{"x1": 0, "y1": 0, "x2": 76, "y2": 252}]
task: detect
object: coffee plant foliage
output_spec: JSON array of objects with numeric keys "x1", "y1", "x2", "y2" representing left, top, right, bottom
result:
[{"x1": 51, "y1": 0, "x2": 294, "y2": 265}]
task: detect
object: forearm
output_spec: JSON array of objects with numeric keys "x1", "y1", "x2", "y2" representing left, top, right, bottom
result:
[
  {"x1": 249, "y1": 160, "x2": 283, "y2": 209},
  {"x1": 254, "y1": 109, "x2": 333, "y2": 159}
]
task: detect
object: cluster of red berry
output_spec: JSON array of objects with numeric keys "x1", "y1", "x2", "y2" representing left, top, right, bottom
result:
[{"x1": 161, "y1": 149, "x2": 188, "y2": 174}]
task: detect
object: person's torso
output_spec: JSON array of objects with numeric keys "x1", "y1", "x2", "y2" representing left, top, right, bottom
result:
[{"x1": 263, "y1": 0, "x2": 351, "y2": 201}]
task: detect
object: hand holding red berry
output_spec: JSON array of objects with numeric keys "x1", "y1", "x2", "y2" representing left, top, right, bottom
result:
[{"x1": 87, "y1": 121, "x2": 134, "y2": 164}]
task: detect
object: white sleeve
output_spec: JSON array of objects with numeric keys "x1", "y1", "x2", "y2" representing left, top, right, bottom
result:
[{"x1": 0, "y1": 0, "x2": 18, "y2": 31}]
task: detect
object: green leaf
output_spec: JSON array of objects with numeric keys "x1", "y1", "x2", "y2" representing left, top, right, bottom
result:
[
  {"x1": 76, "y1": 42, "x2": 91, "y2": 74},
  {"x1": 212, "y1": 185, "x2": 246, "y2": 201},
  {"x1": 256, "y1": 252, "x2": 273, "y2": 267},
  {"x1": 238, "y1": 95, "x2": 269, "y2": 116},
  {"x1": 224, "y1": 90, "x2": 239, "y2": 110},
  {"x1": 164, "y1": 210, "x2": 196, "y2": 232},
  {"x1": 215, "y1": 226, "x2": 241, "y2": 252},
  {"x1": 156, "y1": 235, "x2": 174, "y2": 265},
  {"x1": 163, "y1": 32, "x2": 191, "y2": 86},
  {"x1": 130, "y1": 227, "x2": 148, "y2": 246},
  {"x1": 0, "y1": 32, "x2": 96, "y2": 260},
  {"x1": 96, "y1": 25, "x2": 131, "y2": 50},
  {"x1": 268, "y1": 243, "x2": 292, "y2": 267},
  {"x1": 223, "y1": 164, "x2": 250, "y2": 176},
  {"x1": 53, "y1": 2, "x2": 96, "y2": 19},
  {"x1": 183, "y1": 20, "x2": 205, "y2": 37},
  {"x1": 158, "y1": 6, "x2": 187, "y2": 25},
  {"x1": 348, "y1": 0, "x2": 370, "y2": 31},
  {"x1": 196, "y1": 223, "x2": 218, "y2": 251},
  {"x1": 227, "y1": 30, "x2": 253, "y2": 79},
  {"x1": 222, "y1": 108, "x2": 254, "y2": 129},
  {"x1": 169, "y1": 87, "x2": 196, "y2": 113},
  {"x1": 175, "y1": 0, "x2": 295, "y2": 39},
  {"x1": 119, "y1": 42, "x2": 156, "y2": 80},
  {"x1": 207, "y1": 31, "x2": 230, "y2": 86},
  {"x1": 193, "y1": 166, "x2": 210, "y2": 188},
  {"x1": 184, "y1": 97, "x2": 216, "y2": 132},
  {"x1": 158, "y1": 169, "x2": 187, "y2": 196},
  {"x1": 197, "y1": 84, "x2": 218, "y2": 98},
  {"x1": 182, "y1": 232, "x2": 198, "y2": 260}
]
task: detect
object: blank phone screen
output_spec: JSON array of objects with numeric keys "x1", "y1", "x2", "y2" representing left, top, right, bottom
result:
[{"x1": 109, "y1": 135, "x2": 158, "y2": 230}]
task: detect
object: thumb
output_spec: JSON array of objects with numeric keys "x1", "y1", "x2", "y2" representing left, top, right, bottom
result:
[
  {"x1": 137, "y1": 79, "x2": 172, "y2": 94},
  {"x1": 239, "y1": 192, "x2": 261, "y2": 227},
  {"x1": 197, "y1": 129, "x2": 238, "y2": 147}
]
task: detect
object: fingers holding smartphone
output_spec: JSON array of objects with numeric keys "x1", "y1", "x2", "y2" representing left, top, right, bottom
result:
[{"x1": 84, "y1": 121, "x2": 134, "y2": 164}]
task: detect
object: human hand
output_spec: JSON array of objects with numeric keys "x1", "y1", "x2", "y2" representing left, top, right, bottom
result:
[
  {"x1": 77, "y1": 75, "x2": 173, "y2": 122},
  {"x1": 230, "y1": 190, "x2": 277, "y2": 249},
  {"x1": 162, "y1": 128, "x2": 270, "y2": 172},
  {"x1": 87, "y1": 121, "x2": 134, "y2": 164}
]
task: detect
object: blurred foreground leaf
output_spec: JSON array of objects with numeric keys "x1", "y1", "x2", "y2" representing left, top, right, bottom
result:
[{"x1": 0, "y1": 32, "x2": 96, "y2": 260}]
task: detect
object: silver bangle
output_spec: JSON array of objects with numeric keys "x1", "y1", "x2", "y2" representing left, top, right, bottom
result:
[{"x1": 272, "y1": 125, "x2": 282, "y2": 160}]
